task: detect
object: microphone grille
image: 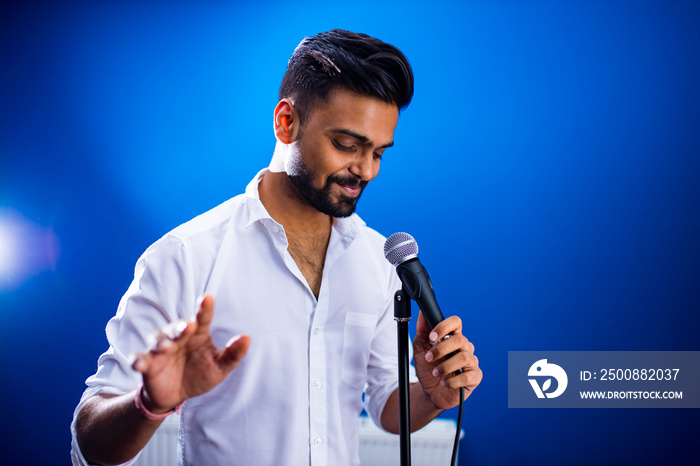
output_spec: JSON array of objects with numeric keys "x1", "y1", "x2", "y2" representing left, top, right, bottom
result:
[{"x1": 384, "y1": 232, "x2": 419, "y2": 266}]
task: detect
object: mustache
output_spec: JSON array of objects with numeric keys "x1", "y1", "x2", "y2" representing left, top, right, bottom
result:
[{"x1": 328, "y1": 175, "x2": 368, "y2": 190}]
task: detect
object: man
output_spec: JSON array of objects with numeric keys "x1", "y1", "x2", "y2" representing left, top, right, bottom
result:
[{"x1": 72, "y1": 29, "x2": 482, "y2": 465}]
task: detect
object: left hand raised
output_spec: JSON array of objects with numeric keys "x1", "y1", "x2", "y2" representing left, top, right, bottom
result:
[{"x1": 413, "y1": 311, "x2": 482, "y2": 410}]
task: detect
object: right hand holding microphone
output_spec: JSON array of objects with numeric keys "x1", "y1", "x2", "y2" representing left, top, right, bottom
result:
[{"x1": 412, "y1": 310, "x2": 482, "y2": 410}]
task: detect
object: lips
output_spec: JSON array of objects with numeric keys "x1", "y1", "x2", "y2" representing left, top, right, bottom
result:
[
  {"x1": 340, "y1": 184, "x2": 361, "y2": 196},
  {"x1": 333, "y1": 178, "x2": 364, "y2": 197}
]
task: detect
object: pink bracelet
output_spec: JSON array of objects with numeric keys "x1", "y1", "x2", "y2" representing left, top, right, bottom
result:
[{"x1": 134, "y1": 385, "x2": 184, "y2": 420}]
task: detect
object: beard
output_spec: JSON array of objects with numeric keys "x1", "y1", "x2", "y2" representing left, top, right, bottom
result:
[{"x1": 287, "y1": 162, "x2": 368, "y2": 218}]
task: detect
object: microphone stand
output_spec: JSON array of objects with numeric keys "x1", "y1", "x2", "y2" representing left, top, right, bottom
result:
[{"x1": 394, "y1": 288, "x2": 411, "y2": 466}]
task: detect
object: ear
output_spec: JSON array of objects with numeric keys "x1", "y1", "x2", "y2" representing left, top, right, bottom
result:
[{"x1": 273, "y1": 98, "x2": 299, "y2": 144}]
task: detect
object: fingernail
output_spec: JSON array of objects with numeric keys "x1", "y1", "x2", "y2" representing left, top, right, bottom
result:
[
  {"x1": 226, "y1": 334, "x2": 242, "y2": 347},
  {"x1": 133, "y1": 357, "x2": 145, "y2": 372},
  {"x1": 175, "y1": 320, "x2": 188, "y2": 335},
  {"x1": 425, "y1": 352, "x2": 434, "y2": 362},
  {"x1": 429, "y1": 332, "x2": 438, "y2": 342},
  {"x1": 157, "y1": 338, "x2": 173, "y2": 351},
  {"x1": 432, "y1": 368, "x2": 440, "y2": 377}
]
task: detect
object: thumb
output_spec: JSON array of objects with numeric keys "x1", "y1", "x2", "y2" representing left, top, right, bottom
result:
[
  {"x1": 415, "y1": 311, "x2": 434, "y2": 342},
  {"x1": 217, "y1": 334, "x2": 252, "y2": 370}
]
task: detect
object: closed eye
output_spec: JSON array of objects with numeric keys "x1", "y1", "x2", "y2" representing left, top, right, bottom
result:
[{"x1": 331, "y1": 139, "x2": 356, "y2": 153}]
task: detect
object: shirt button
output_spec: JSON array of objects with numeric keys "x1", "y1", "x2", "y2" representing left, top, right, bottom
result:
[
  {"x1": 272, "y1": 225, "x2": 280, "y2": 233},
  {"x1": 314, "y1": 437, "x2": 322, "y2": 446},
  {"x1": 313, "y1": 327, "x2": 320, "y2": 335},
  {"x1": 313, "y1": 380, "x2": 322, "y2": 389}
]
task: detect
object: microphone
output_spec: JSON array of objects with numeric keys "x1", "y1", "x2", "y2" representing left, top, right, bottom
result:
[
  {"x1": 383, "y1": 232, "x2": 445, "y2": 329},
  {"x1": 385, "y1": 232, "x2": 466, "y2": 466}
]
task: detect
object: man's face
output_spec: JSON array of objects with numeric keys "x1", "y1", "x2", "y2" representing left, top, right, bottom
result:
[{"x1": 286, "y1": 88, "x2": 399, "y2": 217}]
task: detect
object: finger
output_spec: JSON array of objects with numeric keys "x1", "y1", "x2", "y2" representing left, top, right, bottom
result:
[
  {"x1": 217, "y1": 334, "x2": 252, "y2": 370},
  {"x1": 131, "y1": 351, "x2": 151, "y2": 373},
  {"x1": 161, "y1": 319, "x2": 190, "y2": 341},
  {"x1": 145, "y1": 322, "x2": 189, "y2": 355},
  {"x1": 429, "y1": 315, "x2": 463, "y2": 342},
  {"x1": 133, "y1": 321, "x2": 190, "y2": 372},
  {"x1": 195, "y1": 294, "x2": 215, "y2": 334},
  {"x1": 155, "y1": 336, "x2": 176, "y2": 353},
  {"x1": 425, "y1": 334, "x2": 472, "y2": 362},
  {"x1": 432, "y1": 350, "x2": 476, "y2": 378},
  {"x1": 441, "y1": 365, "x2": 483, "y2": 391},
  {"x1": 415, "y1": 311, "x2": 431, "y2": 339}
]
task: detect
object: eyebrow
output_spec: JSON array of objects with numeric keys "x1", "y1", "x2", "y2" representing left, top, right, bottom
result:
[{"x1": 330, "y1": 129, "x2": 394, "y2": 150}]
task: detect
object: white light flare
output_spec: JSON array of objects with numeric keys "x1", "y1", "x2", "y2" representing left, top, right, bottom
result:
[
  {"x1": 0, "y1": 221, "x2": 16, "y2": 277},
  {"x1": 0, "y1": 208, "x2": 60, "y2": 292}
]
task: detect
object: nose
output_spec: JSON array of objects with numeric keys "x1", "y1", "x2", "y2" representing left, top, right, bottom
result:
[{"x1": 348, "y1": 150, "x2": 378, "y2": 182}]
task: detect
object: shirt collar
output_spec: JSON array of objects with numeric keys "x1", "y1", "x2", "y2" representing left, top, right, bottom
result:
[{"x1": 244, "y1": 168, "x2": 272, "y2": 229}]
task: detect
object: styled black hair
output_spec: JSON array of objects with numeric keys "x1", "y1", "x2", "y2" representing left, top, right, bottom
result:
[{"x1": 279, "y1": 29, "x2": 414, "y2": 125}]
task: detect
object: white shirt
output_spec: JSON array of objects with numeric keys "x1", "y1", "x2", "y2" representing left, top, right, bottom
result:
[{"x1": 71, "y1": 170, "x2": 414, "y2": 466}]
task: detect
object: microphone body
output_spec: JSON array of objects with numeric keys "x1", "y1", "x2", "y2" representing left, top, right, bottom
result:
[
  {"x1": 384, "y1": 232, "x2": 445, "y2": 330},
  {"x1": 395, "y1": 258, "x2": 445, "y2": 330}
]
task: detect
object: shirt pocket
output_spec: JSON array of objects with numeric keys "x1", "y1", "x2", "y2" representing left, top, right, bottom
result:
[{"x1": 341, "y1": 312, "x2": 378, "y2": 389}]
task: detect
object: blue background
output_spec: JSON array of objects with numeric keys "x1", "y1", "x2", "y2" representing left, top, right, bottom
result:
[{"x1": 1, "y1": 1, "x2": 698, "y2": 464}]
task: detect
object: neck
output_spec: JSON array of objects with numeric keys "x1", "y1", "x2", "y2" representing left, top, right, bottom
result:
[
  {"x1": 259, "y1": 170, "x2": 332, "y2": 299},
  {"x1": 259, "y1": 171, "x2": 332, "y2": 236}
]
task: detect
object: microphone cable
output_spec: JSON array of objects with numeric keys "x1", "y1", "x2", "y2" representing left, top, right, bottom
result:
[{"x1": 450, "y1": 387, "x2": 464, "y2": 466}]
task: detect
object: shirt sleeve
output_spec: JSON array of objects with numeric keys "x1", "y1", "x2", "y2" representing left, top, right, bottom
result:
[{"x1": 70, "y1": 234, "x2": 197, "y2": 465}]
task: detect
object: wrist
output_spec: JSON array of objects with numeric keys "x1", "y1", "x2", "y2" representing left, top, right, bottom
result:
[
  {"x1": 413, "y1": 381, "x2": 444, "y2": 413},
  {"x1": 134, "y1": 385, "x2": 184, "y2": 420}
]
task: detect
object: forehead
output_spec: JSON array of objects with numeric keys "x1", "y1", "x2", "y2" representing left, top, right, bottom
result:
[{"x1": 304, "y1": 88, "x2": 399, "y2": 144}]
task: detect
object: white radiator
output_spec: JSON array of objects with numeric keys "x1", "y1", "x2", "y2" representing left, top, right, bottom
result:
[
  {"x1": 357, "y1": 415, "x2": 461, "y2": 466},
  {"x1": 134, "y1": 413, "x2": 180, "y2": 466},
  {"x1": 134, "y1": 414, "x2": 460, "y2": 466}
]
